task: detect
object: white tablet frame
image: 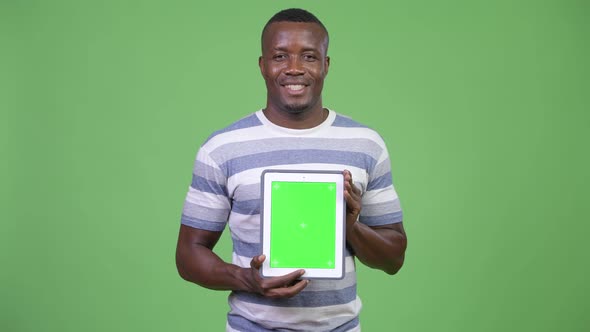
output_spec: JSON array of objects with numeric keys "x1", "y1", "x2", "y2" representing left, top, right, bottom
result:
[{"x1": 260, "y1": 169, "x2": 345, "y2": 279}]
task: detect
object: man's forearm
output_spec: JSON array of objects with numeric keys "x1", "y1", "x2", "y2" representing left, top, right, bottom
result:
[
  {"x1": 346, "y1": 222, "x2": 407, "y2": 275},
  {"x1": 176, "y1": 243, "x2": 248, "y2": 291}
]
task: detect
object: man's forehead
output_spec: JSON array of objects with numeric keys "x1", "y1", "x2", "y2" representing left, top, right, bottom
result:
[
  {"x1": 262, "y1": 22, "x2": 328, "y2": 50},
  {"x1": 265, "y1": 21, "x2": 325, "y2": 33}
]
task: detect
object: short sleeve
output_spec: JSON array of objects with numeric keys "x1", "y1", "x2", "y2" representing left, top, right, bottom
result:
[
  {"x1": 358, "y1": 141, "x2": 403, "y2": 227},
  {"x1": 180, "y1": 146, "x2": 231, "y2": 231}
]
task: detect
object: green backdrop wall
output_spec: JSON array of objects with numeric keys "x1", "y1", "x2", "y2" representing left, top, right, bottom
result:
[{"x1": 1, "y1": 0, "x2": 588, "y2": 331}]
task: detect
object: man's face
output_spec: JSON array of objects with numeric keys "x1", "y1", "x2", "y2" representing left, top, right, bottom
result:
[{"x1": 259, "y1": 22, "x2": 330, "y2": 114}]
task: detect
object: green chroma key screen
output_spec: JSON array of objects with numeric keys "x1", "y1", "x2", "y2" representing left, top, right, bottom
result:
[{"x1": 270, "y1": 181, "x2": 337, "y2": 269}]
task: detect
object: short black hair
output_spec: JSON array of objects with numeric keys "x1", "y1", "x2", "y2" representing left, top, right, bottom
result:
[{"x1": 261, "y1": 8, "x2": 329, "y2": 47}]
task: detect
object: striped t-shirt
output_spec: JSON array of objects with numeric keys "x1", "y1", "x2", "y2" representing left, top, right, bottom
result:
[{"x1": 181, "y1": 109, "x2": 403, "y2": 332}]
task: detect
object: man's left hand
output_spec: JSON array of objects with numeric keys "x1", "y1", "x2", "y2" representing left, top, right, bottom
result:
[{"x1": 343, "y1": 169, "x2": 361, "y2": 238}]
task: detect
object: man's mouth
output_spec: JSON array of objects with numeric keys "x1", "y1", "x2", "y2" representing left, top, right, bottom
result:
[{"x1": 285, "y1": 84, "x2": 305, "y2": 91}]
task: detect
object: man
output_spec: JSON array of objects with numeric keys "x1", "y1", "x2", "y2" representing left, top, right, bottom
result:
[{"x1": 176, "y1": 8, "x2": 407, "y2": 332}]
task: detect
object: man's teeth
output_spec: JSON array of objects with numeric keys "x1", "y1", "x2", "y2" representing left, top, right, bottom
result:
[{"x1": 286, "y1": 85, "x2": 305, "y2": 91}]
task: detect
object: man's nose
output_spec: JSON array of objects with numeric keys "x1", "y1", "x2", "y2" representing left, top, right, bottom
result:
[{"x1": 285, "y1": 58, "x2": 304, "y2": 75}]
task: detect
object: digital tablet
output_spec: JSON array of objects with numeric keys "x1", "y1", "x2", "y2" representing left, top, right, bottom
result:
[{"x1": 260, "y1": 170, "x2": 345, "y2": 279}]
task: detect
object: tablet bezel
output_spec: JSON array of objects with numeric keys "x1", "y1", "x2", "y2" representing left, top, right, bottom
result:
[{"x1": 260, "y1": 169, "x2": 345, "y2": 279}]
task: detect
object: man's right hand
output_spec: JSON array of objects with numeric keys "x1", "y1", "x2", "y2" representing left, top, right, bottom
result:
[
  {"x1": 176, "y1": 226, "x2": 309, "y2": 297},
  {"x1": 240, "y1": 255, "x2": 309, "y2": 298}
]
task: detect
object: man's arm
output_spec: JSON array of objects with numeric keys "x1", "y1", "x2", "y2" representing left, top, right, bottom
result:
[
  {"x1": 175, "y1": 224, "x2": 309, "y2": 297},
  {"x1": 343, "y1": 170, "x2": 408, "y2": 275}
]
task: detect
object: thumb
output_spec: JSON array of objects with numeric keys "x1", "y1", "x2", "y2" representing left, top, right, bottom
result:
[{"x1": 250, "y1": 254, "x2": 266, "y2": 270}]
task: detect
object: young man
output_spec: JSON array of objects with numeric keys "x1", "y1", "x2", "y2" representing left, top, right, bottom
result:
[{"x1": 176, "y1": 8, "x2": 407, "y2": 332}]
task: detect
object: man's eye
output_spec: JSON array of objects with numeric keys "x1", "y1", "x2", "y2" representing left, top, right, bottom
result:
[
  {"x1": 273, "y1": 54, "x2": 287, "y2": 60},
  {"x1": 303, "y1": 54, "x2": 317, "y2": 61}
]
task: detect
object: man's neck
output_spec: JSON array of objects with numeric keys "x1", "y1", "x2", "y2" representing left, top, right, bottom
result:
[{"x1": 262, "y1": 105, "x2": 328, "y2": 129}]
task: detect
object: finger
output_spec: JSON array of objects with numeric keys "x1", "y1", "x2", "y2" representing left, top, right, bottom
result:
[
  {"x1": 269, "y1": 279, "x2": 310, "y2": 298},
  {"x1": 250, "y1": 254, "x2": 265, "y2": 270},
  {"x1": 343, "y1": 170, "x2": 360, "y2": 194},
  {"x1": 343, "y1": 169, "x2": 352, "y2": 184},
  {"x1": 346, "y1": 180, "x2": 361, "y2": 196},
  {"x1": 263, "y1": 269, "x2": 305, "y2": 289},
  {"x1": 346, "y1": 200, "x2": 361, "y2": 216},
  {"x1": 344, "y1": 189, "x2": 359, "y2": 204},
  {"x1": 344, "y1": 182, "x2": 361, "y2": 204},
  {"x1": 344, "y1": 183, "x2": 362, "y2": 215},
  {"x1": 351, "y1": 182, "x2": 361, "y2": 195},
  {"x1": 344, "y1": 180, "x2": 355, "y2": 196}
]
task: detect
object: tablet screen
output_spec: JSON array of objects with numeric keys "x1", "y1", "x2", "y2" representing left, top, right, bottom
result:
[{"x1": 270, "y1": 181, "x2": 336, "y2": 269}]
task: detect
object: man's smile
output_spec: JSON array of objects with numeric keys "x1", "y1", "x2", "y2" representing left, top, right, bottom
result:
[
  {"x1": 285, "y1": 84, "x2": 305, "y2": 91},
  {"x1": 281, "y1": 82, "x2": 309, "y2": 95}
]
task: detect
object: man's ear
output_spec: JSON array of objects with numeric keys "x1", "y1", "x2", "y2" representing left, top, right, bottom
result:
[
  {"x1": 259, "y1": 56, "x2": 265, "y2": 77},
  {"x1": 324, "y1": 56, "x2": 330, "y2": 76}
]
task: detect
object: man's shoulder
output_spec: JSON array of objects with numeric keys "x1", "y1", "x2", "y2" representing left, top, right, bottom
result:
[
  {"x1": 203, "y1": 112, "x2": 263, "y2": 144},
  {"x1": 331, "y1": 111, "x2": 385, "y2": 142},
  {"x1": 331, "y1": 112, "x2": 369, "y2": 129}
]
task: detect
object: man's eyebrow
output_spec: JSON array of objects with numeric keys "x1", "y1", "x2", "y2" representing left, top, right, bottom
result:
[
  {"x1": 301, "y1": 47, "x2": 321, "y2": 52},
  {"x1": 271, "y1": 46, "x2": 321, "y2": 52}
]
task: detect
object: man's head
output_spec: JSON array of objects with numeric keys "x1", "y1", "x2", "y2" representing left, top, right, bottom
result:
[
  {"x1": 261, "y1": 9, "x2": 329, "y2": 53},
  {"x1": 259, "y1": 8, "x2": 330, "y2": 115}
]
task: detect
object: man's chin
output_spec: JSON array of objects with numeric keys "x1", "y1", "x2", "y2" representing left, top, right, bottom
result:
[{"x1": 283, "y1": 103, "x2": 311, "y2": 114}]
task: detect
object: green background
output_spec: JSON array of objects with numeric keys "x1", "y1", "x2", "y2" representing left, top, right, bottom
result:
[
  {"x1": 1, "y1": 0, "x2": 588, "y2": 331},
  {"x1": 270, "y1": 181, "x2": 336, "y2": 269}
]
